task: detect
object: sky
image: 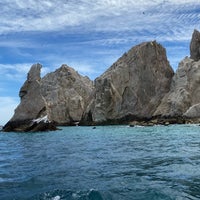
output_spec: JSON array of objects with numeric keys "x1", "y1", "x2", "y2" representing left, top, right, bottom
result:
[{"x1": 0, "y1": 0, "x2": 200, "y2": 125}]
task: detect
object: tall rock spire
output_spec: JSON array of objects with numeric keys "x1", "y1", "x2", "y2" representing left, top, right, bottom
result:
[{"x1": 190, "y1": 29, "x2": 200, "y2": 61}]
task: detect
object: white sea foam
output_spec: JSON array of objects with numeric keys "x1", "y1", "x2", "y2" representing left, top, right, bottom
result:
[
  {"x1": 32, "y1": 115, "x2": 49, "y2": 123},
  {"x1": 52, "y1": 195, "x2": 60, "y2": 200}
]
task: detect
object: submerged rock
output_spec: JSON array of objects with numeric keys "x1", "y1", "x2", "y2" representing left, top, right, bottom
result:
[{"x1": 82, "y1": 41, "x2": 174, "y2": 125}]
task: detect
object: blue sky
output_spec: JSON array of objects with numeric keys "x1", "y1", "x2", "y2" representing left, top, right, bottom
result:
[{"x1": 0, "y1": 0, "x2": 199, "y2": 125}]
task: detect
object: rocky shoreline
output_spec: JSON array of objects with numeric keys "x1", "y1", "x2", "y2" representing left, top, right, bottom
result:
[{"x1": 2, "y1": 29, "x2": 200, "y2": 132}]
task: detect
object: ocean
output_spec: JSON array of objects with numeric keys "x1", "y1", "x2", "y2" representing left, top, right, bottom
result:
[{"x1": 0, "y1": 125, "x2": 200, "y2": 200}]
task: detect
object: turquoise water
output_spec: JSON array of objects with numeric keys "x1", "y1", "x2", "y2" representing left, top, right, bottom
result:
[{"x1": 0, "y1": 125, "x2": 200, "y2": 200}]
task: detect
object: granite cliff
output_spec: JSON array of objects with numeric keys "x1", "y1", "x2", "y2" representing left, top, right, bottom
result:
[{"x1": 3, "y1": 29, "x2": 200, "y2": 131}]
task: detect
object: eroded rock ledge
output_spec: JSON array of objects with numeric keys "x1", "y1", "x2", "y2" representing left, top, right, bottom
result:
[{"x1": 3, "y1": 29, "x2": 200, "y2": 131}]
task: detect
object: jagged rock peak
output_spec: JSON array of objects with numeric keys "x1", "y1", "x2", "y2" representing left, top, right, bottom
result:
[
  {"x1": 56, "y1": 64, "x2": 74, "y2": 72},
  {"x1": 190, "y1": 29, "x2": 200, "y2": 61},
  {"x1": 40, "y1": 64, "x2": 94, "y2": 125},
  {"x1": 82, "y1": 40, "x2": 174, "y2": 125},
  {"x1": 27, "y1": 63, "x2": 42, "y2": 82}
]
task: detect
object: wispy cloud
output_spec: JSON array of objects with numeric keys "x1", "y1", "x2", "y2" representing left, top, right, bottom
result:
[{"x1": 0, "y1": 0, "x2": 199, "y2": 42}]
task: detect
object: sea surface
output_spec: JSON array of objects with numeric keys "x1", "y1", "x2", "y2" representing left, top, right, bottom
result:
[{"x1": 1, "y1": 125, "x2": 200, "y2": 200}]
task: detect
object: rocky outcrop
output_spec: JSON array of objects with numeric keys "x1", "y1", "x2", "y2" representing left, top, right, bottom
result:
[
  {"x1": 12, "y1": 63, "x2": 46, "y2": 121},
  {"x1": 82, "y1": 41, "x2": 174, "y2": 125},
  {"x1": 153, "y1": 30, "x2": 200, "y2": 123},
  {"x1": 3, "y1": 64, "x2": 53, "y2": 132},
  {"x1": 40, "y1": 65, "x2": 93, "y2": 125},
  {"x1": 154, "y1": 57, "x2": 200, "y2": 122},
  {"x1": 3, "y1": 64, "x2": 93, "y2": 132},
  {"x1": 3, "y1": 29, "x2": 200, "y2": 130}
]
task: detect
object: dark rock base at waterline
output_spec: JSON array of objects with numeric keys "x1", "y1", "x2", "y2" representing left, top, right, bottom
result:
[
  {"x1": 3, "y1": 120, "x2": 58, "y2": 132},
  {"x1": 81, "y1": 115, "x2": 200, "y2": 126}
]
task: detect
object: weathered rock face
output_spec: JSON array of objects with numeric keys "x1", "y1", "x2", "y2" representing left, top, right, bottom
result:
[
  {"x1": 41, "y1": 65, "x2": 93, "y2": 125},
  {"x1": 153, "y1": 30, "x2": 200, "y2": 122},
  {"x1": 3, "y1": 63, "x2": 49, "y2": 132},
  {"x1": 154, "y1": 57, "x2": 200, "y2": 120},
  {"x1": 190, "y1": 29, "x2": 200, "y2": 61},
  {"x1": 9, "y1": 63, "x2": 46, "y2": 121},
  {"x1": 4, "y1": 29, "x2": 200, "y2": 130},
  {"x1": 82, "y1": 41, "x2": 174, "y2": 124},
  {"x1": 3, "y1": 64, "x2": 93, "y2": 131}
]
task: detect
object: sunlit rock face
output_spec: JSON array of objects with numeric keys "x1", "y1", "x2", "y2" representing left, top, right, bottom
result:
[
  {"x1": 40, "y1": 65, "x2": 93, "y2": 125},
  {"x1": 154, "y1": 57, "x2": 200, "y2": 120},
  {"x1": 82, "y1": 41, "x2": 174, "y2": 125},
  {"x1": 154, "y1": 30, "x2": 200, "y2": 121}
]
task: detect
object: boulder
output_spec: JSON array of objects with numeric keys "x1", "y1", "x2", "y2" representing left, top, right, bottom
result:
[{"x1": 82, "y1": 41, "x2": 174, "y2": 125}]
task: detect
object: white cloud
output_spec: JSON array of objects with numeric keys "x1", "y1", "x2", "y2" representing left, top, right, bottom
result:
[
  {"x1": 0, "y1": 0, "x2": 199, "y2": 43},
  {"x1": 0, "y1": 96, "x2": 19, "y2": 125}
]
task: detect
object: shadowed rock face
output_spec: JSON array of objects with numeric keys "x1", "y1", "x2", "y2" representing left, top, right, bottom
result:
[
  {"x1": 11, "y1": 63, "x2": 46, "y2": 121},
  {"x1": 3, "y1": 29, "x2": 200, "y2": 130},
  {"x1": 82, "y1": 41, "x2": 174, "y2": 124}
]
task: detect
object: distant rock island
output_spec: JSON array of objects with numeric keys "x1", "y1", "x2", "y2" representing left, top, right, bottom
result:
[{"x1": 3, "y1": 29, "x2": 200, "y2": 132}]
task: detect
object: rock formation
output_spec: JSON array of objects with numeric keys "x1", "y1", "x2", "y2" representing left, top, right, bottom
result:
[
  {"x1": 40, "y1": 65, "x2": 93, "y2": 125},
  {"x1": 154, "y1": 57, "x2": 200, "y2": 119},
  {"x1": 154, "y1": 30, "x2": 200, "y2": 122},
  {"x1": 3, "y1": 64, "x2": 93, "y2": 132},
  {"x1": 3, "y1": 64, "x2": 51, "y2": 132},
  {"x1": 12, "y1": 63, "x2": 46, "y2": 121},
  {"x1": 3, "y1": 29, "x2": 200, "y2": 131},
  {"x1": 82, "y1": 41, "x2": 174, "y2": 125}
]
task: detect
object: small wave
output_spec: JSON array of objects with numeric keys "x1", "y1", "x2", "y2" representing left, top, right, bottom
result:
[{"x1": 29, "y1": 189, "x2": 113, "y2": 200}]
